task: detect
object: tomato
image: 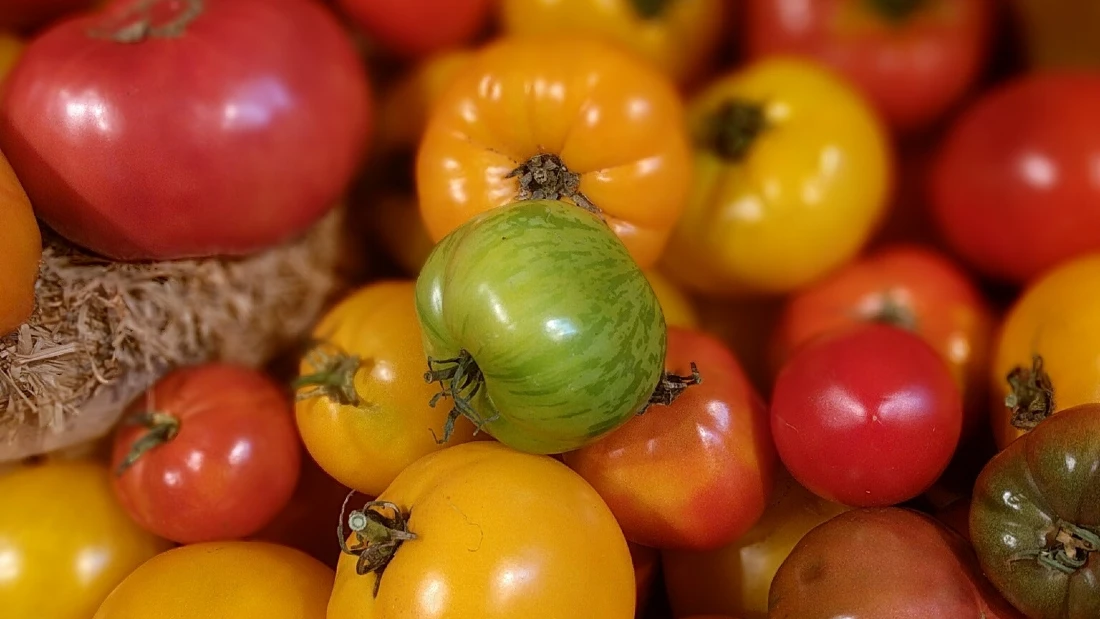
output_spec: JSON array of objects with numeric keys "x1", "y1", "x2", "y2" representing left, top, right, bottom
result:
[
  {"x1": 0, "y1": 0, "x2": 371, "y2": 260},
  {"x1": 0, "y1": 32, "x2": 22, "y2": 83},
  {"x1": 110, "y1": 363, "x2": 301, "y2": 544},
  {"x1": 327, "y1": 441, "x2": 635, "y2": 618},
  {"x1": 416, "y1": 36, "x2": 691, "y2": 269},
  {"x1": 630, "y1": 542, "x2": 659, "y2": 617},
  {"x1": 990, "y1": 254, "x2": 1100, "y2": 450},
  {"x1": 772, "y1": 244, "x2": 994, "y2": 439},
  {"x1": 295, "y1": 280, "x2": 478, "y2": 497},
  {"x1": 498, "y1": 0, "x2": 728, "y2": 86},
  {"x1": 364, "y1": 192, "x2": 436, "y2": 276},
  {"x1": 645, "y1": 269, "x2": 699, "y2": 329},
  {"x1": 375, "y1": 49, "x2": 475, "y2": 156},
  {"x1": 0, "y1": 0, "x2": 94, "y2": 32},
  {"x1": 930, "y1": 73, "x2": 1100, "y2": 284},
  {"x1": 771, "y1": 323, "x2": 963, "y2": 507},
  {"x1": 769, "y1": 507, "x2": 1023, "y2": 618},
  {"x1": 662, "y1": 470, "x2": 851, "y2": 619},
  {"x1": 1009, "y1": 0, "x2": 1100, "y2": 68},
  {"x1": 0, "y1": 460, "x2": 169, "y2": 619},
  {"x1": 745, "y1": 0, "x2": 991, "y2": 132},
  {"x1": 93, "y1": 541, "x2": 334, "y2": 619},
  {"x1": 661, "y1": 58, "x2": 892, "y2": 297},
  {"x1": 336, "y1": 0, "x2": 490, "y2": 58},
  {"x1": 0, "y1": 146, "x2": 39, "y2": 336},
  {"x1": 936, "y1": 495, "x2": 973, "y2": 542},
  {"x1": 565, "y1": 327, "x2": 775, "y2": 550},
  {"x1": 415, "y1": 199, "x2": 667, "y2": 454}
]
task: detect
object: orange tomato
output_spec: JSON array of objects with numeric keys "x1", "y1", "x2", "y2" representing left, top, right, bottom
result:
[
  {"x1": 0, "y1": 32, "x2": 22, "y2": 83},
  {"x1": 645, "y1": 268, "x2": 699, "y2": 329},
  {"x1": 370, "y1": 193, "x2": 436, "y2": 276},
  {"x1": 375, "y1": 49, "x2": 475, "y2": 155},
  {"x1": 990, "y1": 253, "x2": 1100, "y2": 449},
  {"x1": 498, "y1": 0, "x2": 728, "y2": 85},
  {"x1": 0, "y1": 146, "x2": 40, "y2": 335},
  {"x1": 294, "y1": 280, "x2": 479, "y2": 497},
  {"x1": 93, "y1": 541, "x2": 334, "y2": 619},
  {"x1": 416, "y1": 36, "x2": 692, "y2": 269}
]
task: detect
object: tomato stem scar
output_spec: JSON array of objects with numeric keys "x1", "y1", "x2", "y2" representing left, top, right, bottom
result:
[
  {"x1": 1005, "y1": 354, "x2": 1055, "y2": 431},
  {"x1": 337, "y1": 494, "x2": 416, "y2": 597},
  {"x1": 424, "y1": 350, "x2": 495, "y2": 443},
  {"x1": 638, "y1": 362, "x2": 703, "y2": 415},
  {"x1": 863, "y1": 292, "x2": 919, "y2": 332},
  {"x1": 506, "y1": 153, "x2": 603, "y2": 218},
  {"x1": 698, "y1": 99, "x2": 767, "y2": 162},
  {"x1": 293, "y1": 341, "x2": 364, "y2": 407},
  {"x1": 866, "y1": 0, "x2": 926, "y2": 23},
  {"x1": 115, "y1": 411, "x2": 180, "y2": 476},
  {"x1": 87, "y1": 0, "x2": 205, "y2": 43},
  {"x1": 630, "y1": 0, "x2": 671, "y2": 20}
]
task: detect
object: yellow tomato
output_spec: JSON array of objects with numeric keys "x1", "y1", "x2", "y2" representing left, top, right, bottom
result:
[
  {"x1": 645, "y1": 268, "x2": 699, "y2": 329},
  {"x1": 370, "y1": 194, "x2": 436, "y2": 276},
  {"x1": 662, "y1": 57, "x2": 892, "y2": 297},
  {"x1": 0, "y1": 146, "x2": 40, "y2": 336},
  {"x1": 990, "y1": 253, "x2": 1100, "y2": 450},
  {"x1": 294, "y1": 280, "x2": 478, "y2": 497},
  {"x1": 327, "y1": 441, "x2": 635, "y2": 618},
  {"x1": 0, "y1": 32, "x2": 22, "y2": 84},
  {"x1": 93, "y1": 541, "x2": 334, "y2": 619},
  {"x1": 0, "y1": 460, "x2": 169, "y2": 619},
  {"x1": 498, "y1": 0, "x2": 727, "y2": 85},
  {"x1": 375, "y1": 49, "x2": 475, "y2": 155},
  {"x1": 416, "y1": 35, "x2": 692, "y2": 269},
  {"x1": 662, "y1": 470, "x2": 851, "y2": 619}
]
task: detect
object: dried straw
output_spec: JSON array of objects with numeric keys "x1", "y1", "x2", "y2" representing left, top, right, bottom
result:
[{"x1": 0, "y1": 208, "x2": 348, "y2": 462}]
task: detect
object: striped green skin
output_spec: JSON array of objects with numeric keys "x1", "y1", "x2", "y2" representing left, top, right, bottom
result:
[{"x1": 415, "y1": 199, "x2": 667, "y2": 455}]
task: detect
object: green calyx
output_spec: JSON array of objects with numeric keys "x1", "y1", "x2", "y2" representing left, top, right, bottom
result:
[
  {"x1": 293, "y1": 341, "x2": 364, "y2": 408},
  {"x1": 337, "y1": 495, "x2": 417, "y2": 597},
  {"x1": 698, "y1": 99, "x2": 768, "y2": 162},
  {"x1": 865, "y1": 0, "x2": 926, "y2": 23},
  {"x1": 115, "y1": 411, "x2": 180, "y2": 476},
  {"x1": 1004, "y1": 354, "x2": 1055, "y2": 431},
  {"x1": 864, "y1": 293, "x2": 920, "y2": 332},
  {"x1": 89, "y1": 0, "x2": 206, "y2": 43},
  {"x1": 630, "y1": 0, "x2": 672, "y2": 20},
  {"x1": 1013, "y1": 520, "x2": 1100, "y2": 575},
  {"x1": 424, "y1": 350, "x2": 495, "y2": 444}
]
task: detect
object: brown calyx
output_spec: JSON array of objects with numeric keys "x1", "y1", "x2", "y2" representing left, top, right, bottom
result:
[
  {"x1": 506, "y1": 153, "x2": 602, "y2": 216},
  {"x1": 1004, "y1": 354, "x2": 1055, "y2": 431}
]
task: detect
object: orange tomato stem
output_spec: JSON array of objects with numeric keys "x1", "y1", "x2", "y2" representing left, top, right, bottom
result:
[
  {"x1": 337, "y1": 495, "x2": 417, "y2": 597},
  {"x1": 293, "y1": 344, "x2": 363, "y2": 407},
  {"x1": 506, "y1": 154, "x2": 603, "y2": 218},
  {"x1": 424, "y1": 350, "x2": 493, "y2": 443},
  {"x1": 866, "y1": 0, "x2": 926, "y2": 23},
  {"x1": 1004, "y1": 354, "x2": 1055, "y2": 430},
  {"x1": 89, "y1": 0, "x2": 206, "y2": 44},
  {"x1": 630, "y1": 0, "x2": 672, "y2": 19},
  {"x1": 698, "y1": 99, "x2": 767, "y2": 162},
  {"x1": 115, "y1": 412, "x2": 180, "y2": 476},
  {"x1": 638, "y1": 362, "x2": 703, "y2": 414}
]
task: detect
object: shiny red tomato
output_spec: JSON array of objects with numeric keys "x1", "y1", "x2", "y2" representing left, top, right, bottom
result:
[
  {"x1": 771, "y1": 324, "x2": 963, "y2": 507},
  {"x1": 565, "y1": 327, "x2": 776, "y2": 550},
  {"x1": 0, "y1": 0, "x2": 94, "y2": 32},
  {"x1": 110, "y1": 363, "x2": 302, "y2": 544},
  {"x1": 337, "y1": 0, "x2": 492, "y2": 57},
  {"x1": 931, "y1": 72, "x2": 1100, "y2": 284},
  {"x1": 0, "y1": 0, "x2": 371, "y2": 261},
  {"x1": 744, "y1": 0, "x2": 992, "y2": 132}
]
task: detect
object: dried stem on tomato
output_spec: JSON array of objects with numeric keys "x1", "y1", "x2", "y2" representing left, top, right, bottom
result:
[
  {"x1": 506, "y1": 153, "x2": 602, "y2": 216},
  {"x1": 293, "y1": 341, "x2": 364, "y2": 408},
  {"x1": 424, "y1": 350, "x2": 496, "y2": 443},
  {"x1": 337, "y1": 493, "x2": 417, "y2": 597},
  {"x1": 1005, "y1": 354, "x2": 1055, "y2": 430},
  {"x1": 638, "y1": 362, "x2": 703, "y2": 414}
]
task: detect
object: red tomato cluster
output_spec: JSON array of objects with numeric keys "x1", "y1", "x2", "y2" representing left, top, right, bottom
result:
[{"x1": 1, "y1": 1, "x2": 1100, "y2": 619}]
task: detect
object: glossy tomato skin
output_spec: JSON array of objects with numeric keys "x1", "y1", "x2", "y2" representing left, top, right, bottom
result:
[
  {"x1": 769, "y1": 507, "x2": 1023, "y2": 619},
  {"x1": 416, "y1": 36, "x2": 691, "y2": 269},
  {"x1": 498, "y1": 0, "x2": 728, "y2": 85},
  {"x1": 745, "y1": 0, "x2": 991, "y2": 132},
  {"x1": 337, "y1": 0, "x2": 491, "y2": 58},
  {"x1": 931, "y1": 73, "x2": 1100, "y2": 284},
  {"x1": 971, "y1": 405, "x2": 1100, "y2": 619},
  {"x1": 0, "y1": 146, "x2": 39, "y2": 335},
  {"x1": 93, "y1": 541, "x2": 334, "y2": 619},
  {"x1": 565, "y1": 327, "x2": 775, "y2": 550},
  {"x1": 772, "y1": 244, "x2": 993, "y2": 439},
  {"x1": 662, "y1": 470, "x2": 850, "y2": 619},
  {"x1": 0, "y1": 460, "x2": 170, "y2": 619},
  {"x1": 662, "y1": 58, "x2": 892, "y2": 297},
  {"x1": 0, "y1": 0, "x2": 371, "y2": 260},
  {"x1": 295, "y1": 280, "x2": 478, "y2": 497},
  {"x1": 771, "y1": 323, "x2": 963, "y2": 507},
  {"x1": 111, "y1": 363, "x2": 301, "y2": 544},
  {"x1": 990, "y1": 254, "x2": 1100, "y2": 450},
  {"x1": 415, "y1": 200, "x2": 666, "y2": 455},
  {"x1": 0, "y1": 0, "x2": 94, "y2": 32},
  {"x1": 327, "y1": 441, "x2": 635, "y2": 619}
]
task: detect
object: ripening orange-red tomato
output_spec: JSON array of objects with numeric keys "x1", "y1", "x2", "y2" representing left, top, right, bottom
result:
[
  {"x1": 416, "y1": 35, "x2": 692, "y2": 269},
  {"x1": 0, "y1": 146, "x2": 40, "y2": 335}
]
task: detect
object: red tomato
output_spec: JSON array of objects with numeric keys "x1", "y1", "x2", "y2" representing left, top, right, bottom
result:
[
  {"x1": 336, "y1": 0, "x2": 492, "y2": 58},
  {"x1": 931, "y1": 72, "x2": 1100, "y2": 284},
  {"x1": 630, "y1": 542, "x2": 659, "y2": 618},
  {"x1": 771, "y1": 244, "x2": 994, "y2": 440},
  {"x1": 770, "y1": 324, "x2": 963, "y2": 507},
  {"x1": 110, "y1": 363, "x2": 302, "y2": 544},
  {"x1": 0, "y1": 0, "x2": 94, "y2": 32},
  {"x1": 565, "y1": 327, "x2": 776, "y2": 550},
  {"x1": 934, "y1": 496, "x2": 972, "y2": 542},
  {"x1": 744, "y1": 0, "x2": 992, "y2": 132},
  {"x1": 0, "y1": 0, "x2": 371, "y2": 261}
]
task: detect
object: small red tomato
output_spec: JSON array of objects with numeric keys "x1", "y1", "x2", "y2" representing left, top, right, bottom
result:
[
  {"x1": 336, "y1": 0, "x2": 492, "y2": 58},
  {"x1": 110, "y1": 364, "x2": 302, "y2": 544},
  {"x1": 565, "y1": 327, "x2": 776, "y2": 550},
  {"x1": 931, "y1": 72, "x2": 1100, "y2": 284},
  {"x1": 771, "y1": 324, "x2": 963, "y2": 507},
  {"x1": 744, "y1": 0, "x2": 992, "y2": 132},
  {"x1": 771, "y1": 244, "x2": 994, "y2": 440}
]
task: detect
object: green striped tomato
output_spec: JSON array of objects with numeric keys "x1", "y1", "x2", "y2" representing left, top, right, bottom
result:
[{"x1": 414, "y1": 199, "x2": 667, "y2": 454}]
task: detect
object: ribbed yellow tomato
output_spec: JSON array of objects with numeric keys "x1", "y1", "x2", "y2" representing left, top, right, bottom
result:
[
  {"x1": 990, "y1": 253, "x2": 1100, "y2": 450},
  {"x1": 498, "y1": 0, "x2": 728, "y2": 85},
  {"x1": 294, "y1": 280, "x2": 479, "y2": 497},
  {"x1": 416, "y1": 35, "x2": 692, "y2": 269},
  {"x1": 327, "y1": 441, "x2": 635, "y2": 619},
  {"x1": 662, "y1": 58, "x2": 892, "y2": 297},
  {"x1": 0, "y1": 461, "x2": 169, "y2": 619}
]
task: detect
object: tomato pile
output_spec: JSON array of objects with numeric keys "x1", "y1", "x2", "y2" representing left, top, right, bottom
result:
[{"x1": 2, "y1": 1, "x2": 1100, "y2": 618}]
